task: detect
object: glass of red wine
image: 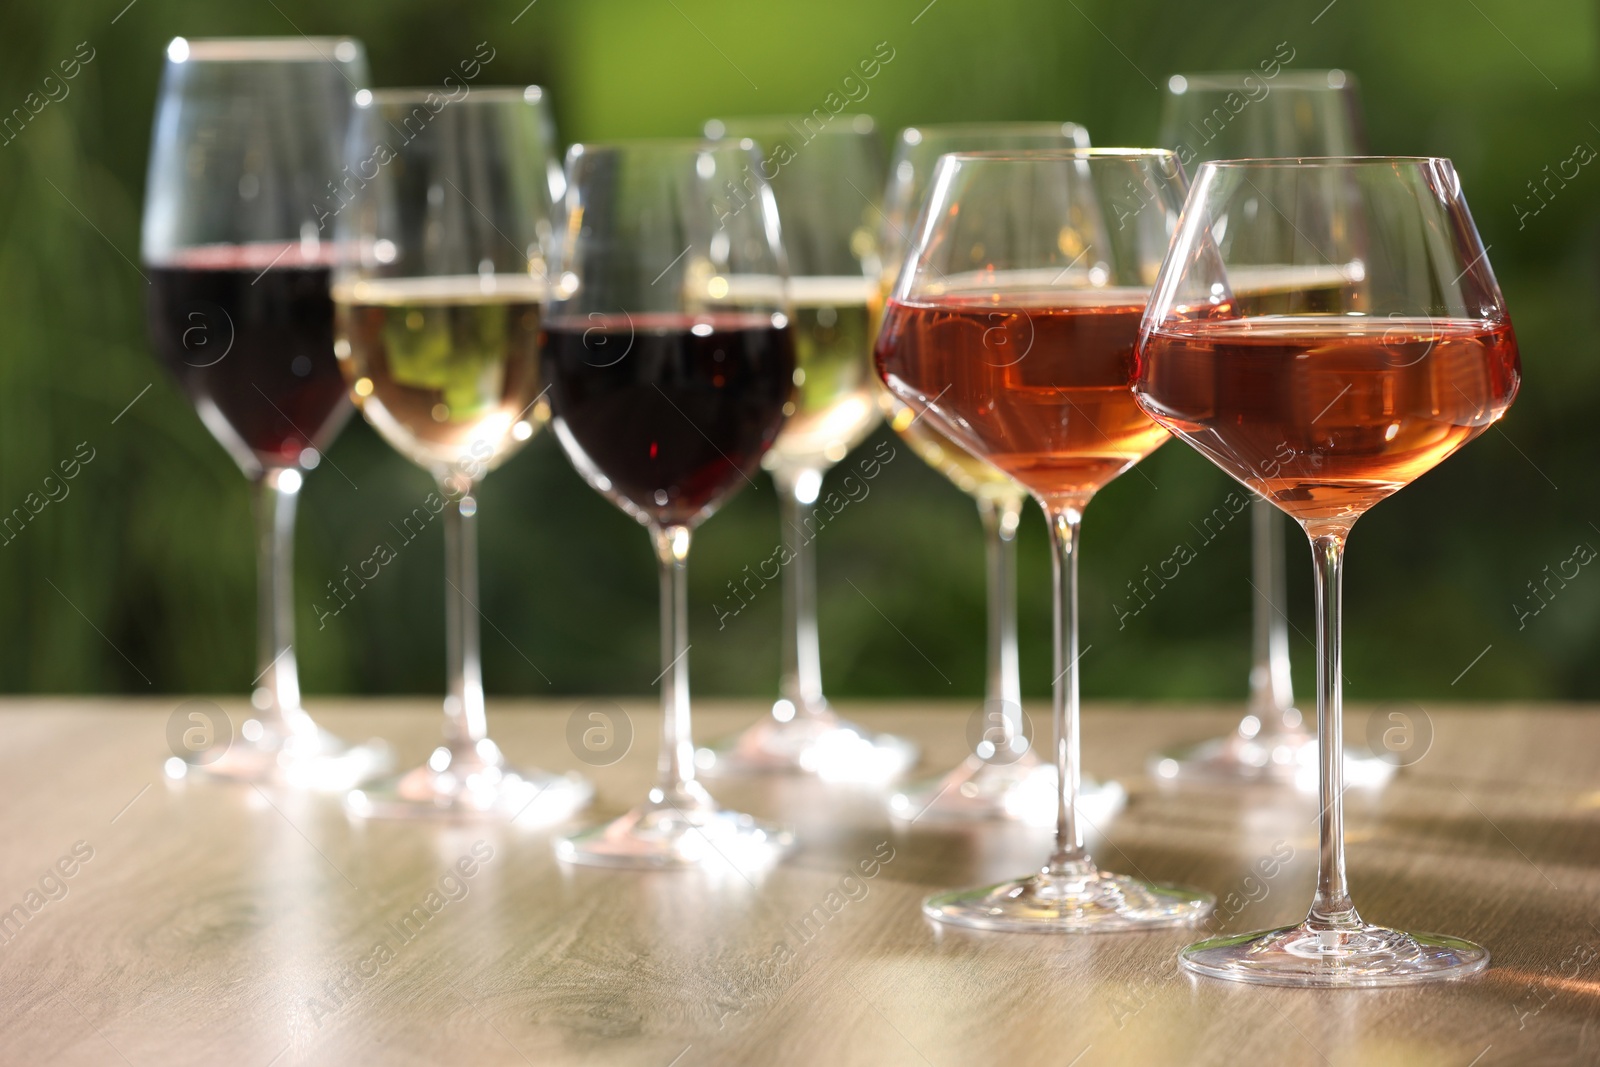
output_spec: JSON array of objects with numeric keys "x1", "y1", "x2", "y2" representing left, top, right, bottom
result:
[
  {"x1": 1151, "y1": 70, "x2": 1394, "y2": 790},
  {"x1": 334, "y1": 87, "x2": 593, "y2": 823},
  {"x1": 1135, "y1": 157, "x2": 1518, "y2": 984},
  {"x1": 876, "y1": 149, "x2": 1213, "y2": 931},
  {"x1": 542, "y1": 141, "x2": 797, "y2": 869},
  {"x1": 141, "y1": 37, "x2": 389, "y2": 788}
]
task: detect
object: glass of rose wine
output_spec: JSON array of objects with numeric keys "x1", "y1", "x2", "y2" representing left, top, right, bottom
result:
[
  {"x1": 141, "y1": 37, "x2": 390, "y2": 788},
  {"x1": 334, "y1": 87, "x2": 594, "y2": 822},
  {"x1": 1153, "y1": 70, "x2": 1394, "y2": 789},
  {"x1": 876, "y1": 122, "x2": 1122, "y2": 827},
  {"x1": 877, "y1": 149, "x2": 1213, "y2": 930},
  {"x1": 1135, "y1": 157, "x2": 1518, "y2": 983},
  {"x1": 694, "y1": 114, "x2": 917, "y2": 782},
  {"x1": 542, "y1": 141, "x2": 797, "y2": 868}
]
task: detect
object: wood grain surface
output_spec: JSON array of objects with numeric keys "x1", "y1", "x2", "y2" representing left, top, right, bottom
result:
[{"x1": 0, "y1": 697, "x2": 1595, "y2": 1066}]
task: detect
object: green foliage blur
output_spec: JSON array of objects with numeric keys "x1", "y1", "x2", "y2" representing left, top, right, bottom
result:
[{"x1": 0, "y1": 0, "x2": 1595, "y2": 706}]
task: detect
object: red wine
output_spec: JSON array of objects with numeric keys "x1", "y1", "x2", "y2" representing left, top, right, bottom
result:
[
  {"x1": 875, "y1": 291, "x2": 1167, "y2": 501},
  {"x1": 541, "y1": 312, "x2": 794, "y2": 526},
  {"x1": 147, "y1": 244, "x2": 351, "y2": 472},
  {"x1": 1134, "y1": 315, "x2": 1520, "y2": 524}
]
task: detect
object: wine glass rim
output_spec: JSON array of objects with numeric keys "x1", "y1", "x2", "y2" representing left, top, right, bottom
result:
[
  {"x1": 164, "y1": 36, "x2": 361, "y2": 63},
  {"x1": 939, "y1": 147, "x2": 1177, "y2": 162},
  {"x1": 358, "y1": 85, "x2": 548, "y2": 106},
  {"x1": 899, "y1": 120, "x2": 1087, "y2": 141},
  {"x1": 1199, "y1": 155, "x2": 1451, "y2": 168},
  {"x1": 1167, "y1": 70, "x2": 1356, "y2": 92},
  {"x1": 566, "y1": 138, "x2": 757, "y2": 155},
  {"x1": 705, "y1": 114, "x2": 877, "y2": 137}
]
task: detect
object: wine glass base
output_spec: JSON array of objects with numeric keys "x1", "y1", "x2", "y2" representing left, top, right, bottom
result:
[
  {"x1": 556, "y1": 801, "x2": 795, "y2": 871},
  {"x1": 889, "y1": 754, "x2": 1126, "y2": 827},
  {"x1": 165, "y1": 723, "x2": 391, "y2": 791},
  {"x1": 696, "y1": 709, "x2": 919, "y2": 782},
  {"x1": 924, "y1": 866, "x2": 1214, "y2": 933},
  {"x1": 345, "y1": 750, "x2": 593, "y2": 825},
  {"x1": 1180, "y1": 921, "x2": 1489, "y2": 987},
  {"x1": 1149, "y1": 727, "x2": 1396, "y2": 789}
]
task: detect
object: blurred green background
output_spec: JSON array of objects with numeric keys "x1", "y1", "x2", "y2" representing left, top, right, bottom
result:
[{"x1": 0, "y1": 0, "x2": 1595, "y2": 708}]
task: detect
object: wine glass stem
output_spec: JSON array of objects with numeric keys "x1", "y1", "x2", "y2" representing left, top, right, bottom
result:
[
  {"x1": 977, "y1": 492, "x2": 1024, "y2": 745},
  {"x1": 653, "y1": 524, "x2": 697, "y2": 793},
  {"x1": 1248, "y1": 495, "x2": 1297, "y2": 727},
  {"x1": 440, "y1": 485, "x2": 487, "y2": 747},
  {"x1": 1308, "y1": 530, "x2": 1359, "y2": 929},
  {"x1": 773, "y1": 467, "x2": 826, "y2": 717},
  {"x1": 1044, "y1": 502, "x2": 1090, "y2": 873},
  {"x1": 252, "y1": 469, "x2": 310, "y2": 736}
]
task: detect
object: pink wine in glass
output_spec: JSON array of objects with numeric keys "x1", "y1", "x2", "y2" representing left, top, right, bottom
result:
[
  {"x1": 541, "y1": 311, "x2": 795, "y2": 525},
  {"x1": 875, "y1": 291, "x2": 1167, "y2": 500},
  {"x1": 147, "y1": 243, "x2": 352, "y2": 471},
  {"x1": 1133, "y1": 315, "x2": 1520, "y2": 525}
]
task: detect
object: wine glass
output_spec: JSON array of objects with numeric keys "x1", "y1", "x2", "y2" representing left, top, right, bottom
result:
[
  {"x1": 1153, "y1": 70, "x2": 1392, "y2": 788},
  {"x1": 141, "y1": 37, "x2": 390, "y2": 788},
  {"x1": 543, "y1": 141, "x2": 797, "y2": 868},
  {"x1": 333, "y1": 87, "x2": 594, "y2": 822},
  {"x1": 1135, "y1": 157, "x2": 1518, "y2": 983},
  {"x1": 876, "y1": 122, "x2": 1123, "y2": 826},
  {"x1": 693, "y1": 114, "x2": 917, "y2": 782},
  {"x1": 877, "y1": 149, "x2": 1213, "y2": 930}
]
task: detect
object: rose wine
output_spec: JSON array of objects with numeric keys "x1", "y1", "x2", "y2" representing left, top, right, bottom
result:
[
  {"x1": 333, "y1": 275, "x2": 546, "y2": 477},
  {"x1": 875, "y1": 290, "x2": 1167, "y2": 501},
  {"x1": 146, "y1": 243, "x2": 351, "y2": 472},
  {"x1": 761, "y1": 276, "x2": 883, "y2": 472},
  {"x1": 541, "y1": 311, "x2": 795, "y2": 526},
  {"x1": 1134, "y1": 315, "x2": 1520, "y2": 524}
]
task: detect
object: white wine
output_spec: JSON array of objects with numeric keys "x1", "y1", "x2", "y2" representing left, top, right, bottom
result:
[
  {"x1": 763, "y1": 275, "x2": 883, "y2": 472},
  {"x1": 333, "y1": 275, "x2": 547, "y2": 478}
]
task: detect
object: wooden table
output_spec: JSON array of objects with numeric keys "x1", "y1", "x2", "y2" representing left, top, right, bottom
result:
[{"x1": 2, "y1": 698, "x2": 1596, "y2": 1066}]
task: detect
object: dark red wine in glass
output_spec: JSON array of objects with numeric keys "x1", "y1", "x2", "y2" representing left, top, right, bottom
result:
[
  {"x1": 136, "y1": 36, "x2": 388, "y2": 787},
  {"x1": 543, "y1": 139, "x2": 798, "y2": 869},
  {"x1": 147, "y1": 243, "x2": 351, "y2": 473},
  {"x1": 542, "y1": 311, "x2": 795, "y2": 526}
]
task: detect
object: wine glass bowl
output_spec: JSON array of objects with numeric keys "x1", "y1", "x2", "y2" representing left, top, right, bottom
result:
[
  {"x1": 543, "y1": 140, "x2": 798, "y2": 868},
  {"x1": 878, "y1": 149, "x2": 1213, "y2": 930},
  {"x1": 334, "y1": 86, "x2": 592, "y2": 822},
  {"x1": 141, "y1": 36, "x2": 390, "y2": 788},
  {"x1": 1135, "y1": 156, "x2": 1516, "y2": 983}
]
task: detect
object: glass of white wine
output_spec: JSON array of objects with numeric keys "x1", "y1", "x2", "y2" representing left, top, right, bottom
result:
[
  {"x1": 1150, "y1": 71, "x2": 1393, "y2": 790},
  {"x1": 334, "y1": 86, "x2": 593, "y2": 822},
  {"x1": 876, "y1": 123, "x2": 1124, "y2": 826},
  {"x1": 695, "y1": 115, "x2": 918, "y2": 782}
]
